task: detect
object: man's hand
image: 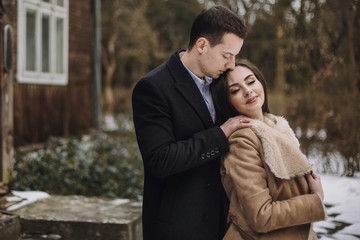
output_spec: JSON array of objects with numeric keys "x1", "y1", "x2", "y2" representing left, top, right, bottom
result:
[{"x1": 220, "y1": 115, "x2": 252, "y2": 138}]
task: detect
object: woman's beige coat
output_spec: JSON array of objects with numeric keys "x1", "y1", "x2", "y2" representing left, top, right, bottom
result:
[{"x1": 222, "y1": 114, "x2": 326, "y2": 240}]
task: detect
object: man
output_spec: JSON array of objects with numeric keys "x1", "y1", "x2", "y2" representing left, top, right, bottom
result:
[{"x1": 132, "y1": 5, "x2": 250, "y2": 240}]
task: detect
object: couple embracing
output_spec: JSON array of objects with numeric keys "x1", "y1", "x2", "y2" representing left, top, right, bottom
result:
[{"x1": 132, "y1": 5, "x2": 326, "y2": 240}]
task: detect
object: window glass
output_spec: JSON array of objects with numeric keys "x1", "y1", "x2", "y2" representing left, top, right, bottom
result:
[
  {"x1": 26, "y1": 10, "x2": 36, "y2": 71},
  {"x1": 42, "y1": 14, "x2": 50, "y2": 73},
  {"x1": 56, "y1": 18, "x2": 64, "y2": 74},
  {"x1": 57, "y1": 0, "x2": 64, "y2": 7}
]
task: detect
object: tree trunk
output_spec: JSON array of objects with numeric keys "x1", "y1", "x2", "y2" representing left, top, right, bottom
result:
[
  {"x1": 342, "y1": 0, "x2": 359, "y2": 175},
  {"x1": 102, "y1": 65, "x2": 115, "y2": 116},
  {"x1": 101, "y1": 6, "x2": 121, "y2": 117},
  {"x1": 270, "y1": 25, "x2": 287, "y2": 116}
]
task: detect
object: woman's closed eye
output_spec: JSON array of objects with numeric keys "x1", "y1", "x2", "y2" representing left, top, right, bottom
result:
[
  {"x1": 230, "y1": 88, "x2": 240, "y2": 95},
  {"x1": 246, "y1": 79, "x2": 256, "y2": 85}
]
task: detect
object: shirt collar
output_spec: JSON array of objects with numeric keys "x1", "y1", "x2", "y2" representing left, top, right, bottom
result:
[{"x1": 181, "y1": 61, "x2": 213, "y2": 88}]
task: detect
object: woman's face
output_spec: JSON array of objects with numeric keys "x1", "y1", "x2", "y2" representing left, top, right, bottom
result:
[{"x1": 227, "y1": 66, "x2": 265, "y2": 120}]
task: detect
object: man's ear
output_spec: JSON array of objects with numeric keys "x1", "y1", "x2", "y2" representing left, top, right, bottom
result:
[{"x1": 195, "y1": 37, "x2": 208, "y2": 53}]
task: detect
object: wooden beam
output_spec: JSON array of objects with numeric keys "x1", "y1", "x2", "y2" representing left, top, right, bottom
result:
[{"x1": 0, "y1": 11, "x2": 15, "y2": 185}]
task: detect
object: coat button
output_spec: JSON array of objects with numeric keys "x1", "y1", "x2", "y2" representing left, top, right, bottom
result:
[
  {"x1": 201, "y1": 153, "x2": 205, "y2": 159},
  {"x1": 210, "y1": 150, "x2": 215, "y2": 155},
  {"x1": 206, "y1": 152, "x2": 211, "y2": 158},
  {"x1": 214, "y1": 147, "x2": 219, "y2": 153}
]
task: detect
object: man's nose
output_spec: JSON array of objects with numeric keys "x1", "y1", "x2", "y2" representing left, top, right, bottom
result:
[{"x1": 226, "y1": 56, "x2": 236, "y2": 70}]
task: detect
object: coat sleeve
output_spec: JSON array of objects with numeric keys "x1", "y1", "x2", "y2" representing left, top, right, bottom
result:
[
  {"x1": 132, "y1": 77, "x2": 229, "y2": 179},
  {"x1": 224, "y1": 129, "x2": 326, "y2": 233}
]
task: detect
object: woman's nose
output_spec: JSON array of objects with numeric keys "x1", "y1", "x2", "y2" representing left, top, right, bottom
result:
[{"x1": 243, "y1": 87, "x2": 252, "y2": 96}]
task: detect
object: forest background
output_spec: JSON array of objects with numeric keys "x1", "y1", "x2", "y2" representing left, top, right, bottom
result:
[
  {"x1": 101, "y1": 0, "x2": 360, "y2": 176},
  {"x1": 12, "y1": 2, "x2": 360, "y2": 238}
]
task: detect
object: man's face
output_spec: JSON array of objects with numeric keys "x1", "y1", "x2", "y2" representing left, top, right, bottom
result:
[{"x1": 199, "y1": 33, "x2": 244, "y2": 79}]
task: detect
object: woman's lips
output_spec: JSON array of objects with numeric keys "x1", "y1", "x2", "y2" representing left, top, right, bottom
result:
[{"x1": 246, "y1": 96, "x2": 258, "y2": 104}]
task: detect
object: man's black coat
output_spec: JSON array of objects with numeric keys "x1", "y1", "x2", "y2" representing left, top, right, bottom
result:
[{"x1": 132, "y1": 51, "x2": 230, "y2": 240}]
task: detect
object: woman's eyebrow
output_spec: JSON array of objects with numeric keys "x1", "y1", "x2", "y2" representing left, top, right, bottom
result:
[
  {"x1": 228, "y1": 82, "x2": 238, "y2": 88},
  {"x1": 228, "y1": 74, "x2": 254, "y2": 88},
  {"x1": 244, "y1": 74, "x2": 254, "y2": 80}
]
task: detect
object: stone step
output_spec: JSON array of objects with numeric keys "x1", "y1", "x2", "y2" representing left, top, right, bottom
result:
[
  {"x1": 11, "y1": 195, "x2": 142, "y2": 240},
  {"x1": 0, "y1": 212, "x2": 21, "y2": 240}
]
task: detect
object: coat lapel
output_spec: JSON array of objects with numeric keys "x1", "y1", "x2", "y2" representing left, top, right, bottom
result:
[{"x1": 167, "y1": 51, "x2": 214, "y2": 128}]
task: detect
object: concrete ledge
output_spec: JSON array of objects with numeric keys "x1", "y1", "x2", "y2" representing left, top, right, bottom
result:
[
  {"x1": 0, "y1": 212, "x2": 21, "y2": 240},
  {"x1": 13, "y1": 195, "x2": 142, "y2": 240}
]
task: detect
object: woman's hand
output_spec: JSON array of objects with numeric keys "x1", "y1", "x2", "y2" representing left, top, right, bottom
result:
[
  {"x1": 220, "y1": 115, "x2": 252, "y2": 138},
  {"x1": 306, "y1": 171, "x2": 324, "y2": 201}
]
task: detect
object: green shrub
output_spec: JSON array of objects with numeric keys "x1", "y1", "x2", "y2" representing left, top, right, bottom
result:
[{"x1": 14, "y1": 119, "x2": 143, "y2": 200}]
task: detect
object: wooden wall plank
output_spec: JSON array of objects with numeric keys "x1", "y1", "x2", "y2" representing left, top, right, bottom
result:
[{"x1": 13, "y1": 0, "x2": 94, "y2": 147}]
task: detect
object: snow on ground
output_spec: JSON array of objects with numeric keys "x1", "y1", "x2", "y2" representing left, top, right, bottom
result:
[
  {"x1": 314, "y1": 174, "x2": 360, "y2": 240},
  {"x1": 102, "y1": 114, "x2": 119, "y2": 131},
  {"x1": 6, "y1": 174, "x2": 360, "y2": 239},
  {"x1": 7, "y1": 191, "x2": 50, "y2": 211}
]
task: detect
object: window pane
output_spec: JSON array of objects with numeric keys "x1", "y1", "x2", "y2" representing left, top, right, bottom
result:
[
  {"x1": 57, "y1": 0, "x2": 64, "y2": 7},
  {"x1": 56, "y1": 18, "x2": 64, "y2": 73},
  {"x1": 42, "y1": 15, "x2": 50, "y2": 72},
  {"x1": 42, "y1": 0, "x2": 50, "y2": 3},
  {"x1": 26, "y1": 10, "x2": 36, "y2": 71}
]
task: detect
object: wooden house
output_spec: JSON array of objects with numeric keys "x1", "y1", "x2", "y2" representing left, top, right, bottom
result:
[{"x1": 0, "y1": 0, "x2": 101, "y2": 185}]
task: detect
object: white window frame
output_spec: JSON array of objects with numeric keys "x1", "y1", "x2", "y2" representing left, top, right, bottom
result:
[{"x1": 17, "y1": 0, "x2": 69, "y2": 85}]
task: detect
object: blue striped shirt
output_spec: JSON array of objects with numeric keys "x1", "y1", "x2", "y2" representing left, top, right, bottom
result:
[{"x1": 182, "y1": 63, "x2": 216, "y2": 123}]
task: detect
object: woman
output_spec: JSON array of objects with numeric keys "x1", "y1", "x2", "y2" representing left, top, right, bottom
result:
[{"x1": 211, "y1": 59, "x2": 326, "y2": 240}]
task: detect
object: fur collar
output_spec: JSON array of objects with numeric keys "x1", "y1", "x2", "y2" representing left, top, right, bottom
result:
[{"x1": 250, "y1": 113, "x2": 312, "y2": 180}]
